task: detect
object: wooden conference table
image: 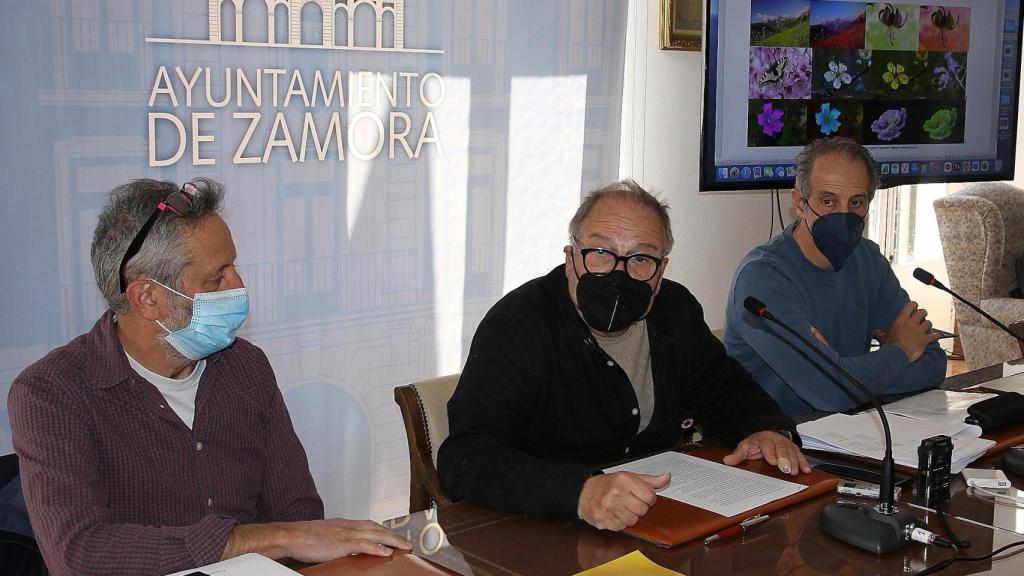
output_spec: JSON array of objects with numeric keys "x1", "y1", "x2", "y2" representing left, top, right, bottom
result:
[{"x1": 301, "y1": 364, "x2": 1024, "y2": 576}]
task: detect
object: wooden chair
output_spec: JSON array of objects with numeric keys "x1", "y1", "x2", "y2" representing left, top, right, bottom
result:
[{"x1": 394, "y1": 374, "x2": 460, "y2": 513}]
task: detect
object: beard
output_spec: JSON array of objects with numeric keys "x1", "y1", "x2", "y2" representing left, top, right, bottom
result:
[{"x1": 158, "y1": 294, "x2": 194, "y2": 361}]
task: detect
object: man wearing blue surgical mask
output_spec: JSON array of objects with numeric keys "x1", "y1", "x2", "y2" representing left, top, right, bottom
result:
[
  {"x1": 724, "y1": 138, "x2": 945, "y2": 417},
  {"x1": 439, "y1": 180, "x2": 809, "y2": 533},
  {"x1": 8, "y1": 179, "x2": 409, "y2": 576}
]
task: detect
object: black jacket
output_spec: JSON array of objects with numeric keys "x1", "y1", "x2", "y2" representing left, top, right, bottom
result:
[{"x1": 437, "y1": 265, "x2": 797, "y2": 521}]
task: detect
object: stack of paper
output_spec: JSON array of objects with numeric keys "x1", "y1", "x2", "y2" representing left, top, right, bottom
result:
[
  {"x1": 165, "y1": 553, "x2": 300, "y2": 576},
  {"x1": 798, "y1": 392, "x2": 996, "y2": 474},
  {"x1": 1004, "y1": 360, "x2": 1024, "y2": 378},
  {"x1": 881, "y1": 390, "x2": 996, "y2": 427},
  {"x1": 974, "y1": 371, "x2": 1024, "y2": 393}
]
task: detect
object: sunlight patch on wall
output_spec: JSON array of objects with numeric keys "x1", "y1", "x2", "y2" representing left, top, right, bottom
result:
[
  {"x1": 504, "y1": 75, "x2": 588, "y2": 293},
  {"x1": 427, "y1": 77, "x2": 471, "y2": 374}
]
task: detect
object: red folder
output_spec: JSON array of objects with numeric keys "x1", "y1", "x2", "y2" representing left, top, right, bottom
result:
[{"x1": 623, "y1": 445, "x2": 840, "y2": 548}]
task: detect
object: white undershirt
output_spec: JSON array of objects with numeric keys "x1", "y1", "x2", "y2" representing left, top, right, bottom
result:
[{"x1": 125, "y1": 352, "x2": 205, "y2": 429}]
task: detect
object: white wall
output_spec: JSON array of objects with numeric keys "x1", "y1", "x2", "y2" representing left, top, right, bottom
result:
[
  {"x1": 1011, "y1": 66, "x2": 1024, "y2": 189},
  {"x1": 621, "y1": 0, "x2": 793, "y2": 330}
]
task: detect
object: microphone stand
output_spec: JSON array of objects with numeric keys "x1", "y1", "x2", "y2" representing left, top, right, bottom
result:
[
  {"x1": 913, "y1": 267, "x2": 1024, "y2": 346},
  {"x1": 745, "y1": 298, "x2": 921, "y2": 554}
]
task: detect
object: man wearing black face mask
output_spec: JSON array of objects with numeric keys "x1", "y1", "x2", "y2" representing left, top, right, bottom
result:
[
  {"x1": 724, "y1": 138, "x2": 945, "y2": 417},
  {"x1": 438, "y1": 180, "x2": 809, "y2": 532}
]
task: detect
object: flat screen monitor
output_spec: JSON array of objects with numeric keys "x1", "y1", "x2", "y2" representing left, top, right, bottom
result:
[{"x1": 699, "y1": 0, "x2": 1024, "y2": 191}]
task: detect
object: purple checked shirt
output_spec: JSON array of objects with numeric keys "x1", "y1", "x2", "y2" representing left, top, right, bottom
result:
[{"x1": 8, "y1": 311, "x2": 324, "y2": 576}]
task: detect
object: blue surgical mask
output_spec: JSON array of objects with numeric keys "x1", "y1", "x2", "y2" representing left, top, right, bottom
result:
[
  {"x1": 151, "y1": 279, "x2": 249, "y2": 360},
  {"x1": 804, "y1": 202, "x2": 864, "y2": 272}
]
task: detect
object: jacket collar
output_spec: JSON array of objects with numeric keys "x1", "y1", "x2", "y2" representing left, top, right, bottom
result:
[{"x1": 82, "y1": 310, "x2": 136, "y2": 389}]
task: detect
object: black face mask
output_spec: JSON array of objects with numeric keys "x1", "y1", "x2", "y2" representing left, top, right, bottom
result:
[
  {"x1": 805, "y1": 202, "x2": 865, "y2": 272},
  {"x1": 574, "y1": 270, "x2": 653, "y2": 333}
]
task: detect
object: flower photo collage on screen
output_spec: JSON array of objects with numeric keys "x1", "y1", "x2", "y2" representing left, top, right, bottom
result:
[{"x1": 748, "y1": 1, "x2": 968, "y2": 147}]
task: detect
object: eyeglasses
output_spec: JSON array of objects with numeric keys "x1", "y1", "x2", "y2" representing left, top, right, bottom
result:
[
  {"x1": 118, "y1": 185, "x2": 195, "y2": 293},
  {"x1": 571, "y1": 237, "x2": 664, "y2": 282}
]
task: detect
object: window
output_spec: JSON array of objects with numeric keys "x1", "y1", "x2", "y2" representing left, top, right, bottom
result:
[{"x1": 867, "y1": 183, "x2": 964, "y2": 338}]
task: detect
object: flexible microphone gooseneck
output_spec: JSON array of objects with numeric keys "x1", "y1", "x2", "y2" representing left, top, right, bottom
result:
[
  {"x1": 743, "y1": 296, "x2": 921, "y2": 554},
  {"x1": 913, "y1": 267, "x2": 1024, "y2": 345}
]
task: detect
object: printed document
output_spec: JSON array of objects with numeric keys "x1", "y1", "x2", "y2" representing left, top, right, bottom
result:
[
  {"x1": 797, "y1": 411, "x2": 994, "y2": 473},
  {"x1": 604, "y1": 452, "x2": 806, "y2": 518},
  {"x1": 165, "y1": 553, "x2": 300, "y2": 576},
  {"x1": 881, "y1": 389, "x2": 995, "y2": 428}
]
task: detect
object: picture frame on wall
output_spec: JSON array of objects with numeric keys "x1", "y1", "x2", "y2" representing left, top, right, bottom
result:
[{"x1": 661, "y1": 0, "x2": 703, "y2": 51}]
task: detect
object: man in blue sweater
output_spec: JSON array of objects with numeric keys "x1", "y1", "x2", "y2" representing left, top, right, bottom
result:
[{"x1": 724, "y1": 138, "x2": 946, "y2": 417}]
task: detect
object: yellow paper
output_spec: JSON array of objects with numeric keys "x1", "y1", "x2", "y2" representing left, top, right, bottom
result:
[{"x1": 574, "y1": 550, "x2": 685, "y2": 576}]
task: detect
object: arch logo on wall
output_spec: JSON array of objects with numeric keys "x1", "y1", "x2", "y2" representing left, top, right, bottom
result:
[{"x1": 147, "y1": 0, "x2": 443, "y2": 53}]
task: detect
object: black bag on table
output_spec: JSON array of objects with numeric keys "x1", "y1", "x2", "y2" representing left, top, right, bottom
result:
[{"x1": 966, "y1": 392, "x2": 1024, "y2": 432}]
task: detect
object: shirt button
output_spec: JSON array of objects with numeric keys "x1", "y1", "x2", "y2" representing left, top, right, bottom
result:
[
  {"x1": 632, "y1": 408, "x2": 639, "y2": 416},
  {"x1": 207, "y1": 497, "x2": 213, "y2": 507},
  {"x1": 606, "y1": 360, "x2": 615, "y2": 367},
  {"x1": 196, "y1": 442, "x2": 203, "y2": 451}
]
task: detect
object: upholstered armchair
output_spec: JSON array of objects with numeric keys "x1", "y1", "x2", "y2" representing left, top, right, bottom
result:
[{"x1": 934, "y1": 182, "x2": 1024, "y2": 369}]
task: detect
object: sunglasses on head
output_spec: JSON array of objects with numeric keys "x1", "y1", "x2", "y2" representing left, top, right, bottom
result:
[{"x1": 118, "y1": 184, "x2": 195, "y2": 293}]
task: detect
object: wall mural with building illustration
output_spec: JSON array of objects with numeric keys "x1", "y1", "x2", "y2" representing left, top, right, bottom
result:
[{"x1": 0, "y1": 0, "x2": 626, "y2": 521}]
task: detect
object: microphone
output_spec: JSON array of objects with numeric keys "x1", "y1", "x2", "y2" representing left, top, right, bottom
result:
[
  {"x1": 913, "y1": 267, "x2": 1024, "y2": 345},
  {"x1": 743, "y1": 296, "x2": 921, "y2": 554}
]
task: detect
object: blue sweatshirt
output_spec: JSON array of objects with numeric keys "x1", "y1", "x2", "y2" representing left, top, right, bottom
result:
[{"x1": 723, "y1": 223, "x2": 946, "y2": 417}]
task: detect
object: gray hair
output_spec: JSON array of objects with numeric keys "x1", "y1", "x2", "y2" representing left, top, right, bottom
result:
[
  {"x1": 569, "y1": 179, "x2": 674, "y2": 256},
  {"x1": 91, "y1": 178, "x2": 225, "y2": 313},
  {"x1": 794, "y1": 137, "x2": 881, "y2": 202}
]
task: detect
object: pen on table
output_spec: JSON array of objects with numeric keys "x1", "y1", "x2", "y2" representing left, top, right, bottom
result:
[{"x1": 703, "y1": 514, "x2": 770, "y2": 545}]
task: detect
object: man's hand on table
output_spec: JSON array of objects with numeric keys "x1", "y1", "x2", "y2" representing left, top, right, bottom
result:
[
  {"x1": 722, "y1": 430, "x2": 812, "y2": 476},
  {"x1": 224, "y1": 518, "x2": 412, "y2": 564},
  {"x1": 577, "y1": 471, "x2": 671, "y2": 531}
]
